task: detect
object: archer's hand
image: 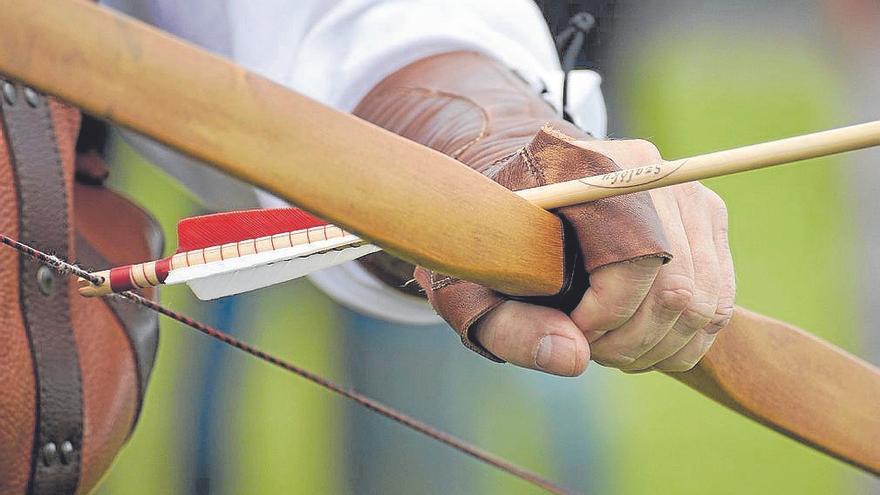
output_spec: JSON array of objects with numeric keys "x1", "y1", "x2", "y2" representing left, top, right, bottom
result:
[
  {"x1": 355, "y1": 51, "x2": 733, "y2": 376},
  {"x1": 472, "y1": 139, "x2": 735, "y2": 375}
]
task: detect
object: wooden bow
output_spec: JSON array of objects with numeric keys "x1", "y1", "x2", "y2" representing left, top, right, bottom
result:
[{"x1": 1, "y1": 0, "x2": 877, "y2": 475}]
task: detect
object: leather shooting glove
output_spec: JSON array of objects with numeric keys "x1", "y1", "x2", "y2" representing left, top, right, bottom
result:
[{"x1": 355, "y1": 51, "x2": 671, "y2": 363}]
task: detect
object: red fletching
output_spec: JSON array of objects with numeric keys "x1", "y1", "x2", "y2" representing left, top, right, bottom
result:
[{"x1": 176, "y1": 208, "x2": 328, "y2": 252}]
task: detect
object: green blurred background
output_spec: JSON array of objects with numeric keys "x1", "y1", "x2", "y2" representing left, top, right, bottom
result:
[{"x1": 94, "y1": 1, "x2": 879, "y2": 494}]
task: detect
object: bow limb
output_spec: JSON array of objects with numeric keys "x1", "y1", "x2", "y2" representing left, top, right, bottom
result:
[{"x1": 674, "y1": 306, "x2": 880, "y2": 474}]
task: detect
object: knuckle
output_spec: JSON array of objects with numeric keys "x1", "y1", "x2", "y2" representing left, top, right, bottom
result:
[
  {"x1": 710, "y1": 304, "x2": 735, "y2": 329},
  {"x1": 655, "y1": 275, "x2": 695, "y2": 313},
  {"x1": 657, "y1": 288, "x2": 692, "y2": 313},
  {"x1": 686, "y1": 293, "x2": 717, "y2": 317},
  {"x1": 679, "y1": 301, "x2": 715, "y2": 329},
  {"x1": 714, "y1": 302, "x2": 735, "y2": 322}
]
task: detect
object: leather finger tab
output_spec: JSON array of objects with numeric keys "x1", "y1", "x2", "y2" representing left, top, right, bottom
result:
[
  {"x1": 509, "y1": 128, "x2": 673, "y2": 271},
  {"x1": 414, "y1": 268, "x2": 506, "y2": 362}
]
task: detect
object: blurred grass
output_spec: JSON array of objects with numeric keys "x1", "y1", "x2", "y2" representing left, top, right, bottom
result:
[
  {"x1": 606, "y1": 31, "x2": 865, "y2": 494},
  {"x1": 222, "y1": 282, "x2": 343, "y2": 494}
]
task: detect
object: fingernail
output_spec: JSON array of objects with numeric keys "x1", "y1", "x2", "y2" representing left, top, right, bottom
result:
[{"x1": 536, "y1": 335, "x2": 577, "y2": 373}]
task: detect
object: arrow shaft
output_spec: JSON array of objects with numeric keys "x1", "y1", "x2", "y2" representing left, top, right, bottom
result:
[{"x1": 520, "y1": 120, "x2": 880, "y2": 208}]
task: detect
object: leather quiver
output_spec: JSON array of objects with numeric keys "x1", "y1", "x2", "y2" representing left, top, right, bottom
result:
[{"x1": 0, "y1": 81, "x2": 161, "y2": 495}]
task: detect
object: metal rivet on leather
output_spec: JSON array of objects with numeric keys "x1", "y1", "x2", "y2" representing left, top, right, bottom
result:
[
  {"x1": 2, "y1": 82, "x2": 15, "y2": 105},
  {"x1": 24, "y1": 87, "x2": 40, "y2": 108},
  {"x1": 59, "y1": 441, "x2": 75, "y2": 465},
  {"x1": 36, "y1": 265, "x2": 56, "y2": 296},
  {"x1": 41, "y1": 443, "x2": 58, "y2": 466}
]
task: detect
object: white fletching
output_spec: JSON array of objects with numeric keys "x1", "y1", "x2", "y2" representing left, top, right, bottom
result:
[{"x1": 163, "y1": 234, "x2": 380, "y2": 300}]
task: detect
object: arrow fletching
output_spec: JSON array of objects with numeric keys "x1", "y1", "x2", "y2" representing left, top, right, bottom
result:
[{"x1": 78, "y1": 207, "x2": 379, "y2": 299}]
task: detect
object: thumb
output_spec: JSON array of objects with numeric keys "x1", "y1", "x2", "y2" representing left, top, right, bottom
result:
[{"x1": 472, "y1": 301, "x2": 590, "y2": 377}]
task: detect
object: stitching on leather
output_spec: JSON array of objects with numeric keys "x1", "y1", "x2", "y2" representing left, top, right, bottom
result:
[
  {"x1": 3, "y1": 101, "x2": 67, "y2": 251},
  {"x1": 521, "y1": 146, "x2": 546, "y2": 185},
  {"x1": 481, "y1": 147, "x2": 525, "y2": 180},
  {"x1": 486, "y1": 148, "x2": 521, "y2": 170},
  {"x1": 44, "y1": 101, "x2": 70, "y2": 223},
  {"x1": 424, "y1": 271, "x2": 467, "y2": 291},
  {"x1": 393, "y1": 87, "x2": 490, "y2": 159},
  {"x1": 42, "y1": 97, "x2": 84, "y2": 471},
  {"x1": 430, "y1": 274, "x2": 459, "y2": 290}
]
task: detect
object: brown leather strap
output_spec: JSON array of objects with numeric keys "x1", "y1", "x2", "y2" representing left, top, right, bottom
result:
[{"x1": 1, "y1": 80, "x2": 82, "y2": 495}]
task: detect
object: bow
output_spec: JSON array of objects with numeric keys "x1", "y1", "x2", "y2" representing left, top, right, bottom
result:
[{"x1": 1, "y1": 0, "x2": 878, "y2": 482}]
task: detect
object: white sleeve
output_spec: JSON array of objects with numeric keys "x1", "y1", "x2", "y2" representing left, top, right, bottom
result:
[
  {"x1": 282, "y1": 0, "x2": 558, "y2": 110},
  {"x1": 256, "y1": 0, "x2": 607, "y2": 325}
]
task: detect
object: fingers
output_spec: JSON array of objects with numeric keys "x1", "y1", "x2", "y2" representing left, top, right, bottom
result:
[
  {"x1": 707, "y1": 191, "x2": 736, "y2": 335},
  {"x1": 569, "y1": 257, "x2": 664, "y2": 343},
  {"x1": 570, "y1": 137, "x2": 668, "y2": 345},
  {"x1": 570, "y1": 181, "x2": 734, "y2": 373},
  {"x1": 626, "y1": 184, "x2": 720, "y2": 371},
  {"x1": 580, "y1": 189, "x2": 696, "y2": 369},
  {"x1": 472, "y1": 301, "x2": 590, "y2": 377},
  {"x1": 655, "y1": 188, "x2": 735, "y2": 371},
  {"x1": 464, "y1": 138, "x2": 735, "y2": 376}
]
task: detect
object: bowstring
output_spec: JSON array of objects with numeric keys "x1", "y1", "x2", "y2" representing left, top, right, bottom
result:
[{"x1": 0, "y1": 233, "x2": 575, "y2": 495}]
